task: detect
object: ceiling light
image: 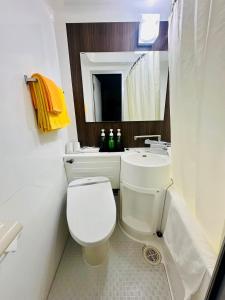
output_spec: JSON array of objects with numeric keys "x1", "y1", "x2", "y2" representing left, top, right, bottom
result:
[{"x1": 138, "y1": 14, "x2": 160, "y2": 45}]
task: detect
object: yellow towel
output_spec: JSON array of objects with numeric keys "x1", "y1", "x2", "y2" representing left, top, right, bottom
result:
[
  {"x1": 29, "y1": 74, "x2": 71, "y2": 132},
  {"x1": 32, "y1": 73, "x2": 63, "y2": 113}
]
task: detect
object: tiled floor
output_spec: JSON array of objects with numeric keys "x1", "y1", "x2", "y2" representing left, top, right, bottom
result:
[{"x1": 48, "y1": 226, "x2": 172, "y2": 300}]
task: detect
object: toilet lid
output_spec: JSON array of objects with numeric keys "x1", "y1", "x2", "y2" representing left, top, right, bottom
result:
[{"x1": 67, "y1": 177, "x2": 116, "y2": 247}]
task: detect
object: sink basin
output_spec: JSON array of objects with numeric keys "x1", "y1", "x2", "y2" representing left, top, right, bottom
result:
[
  {"x1": 121, "y1": 152, "x2": 171, "y2": 190},
  {"x1": 122, "y1": 152, "x2": 170, "y2": 167}
]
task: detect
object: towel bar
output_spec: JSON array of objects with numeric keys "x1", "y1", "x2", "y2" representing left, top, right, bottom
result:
[{"x1": 24, "y1": 75, "x2": 37, "y2": 84}]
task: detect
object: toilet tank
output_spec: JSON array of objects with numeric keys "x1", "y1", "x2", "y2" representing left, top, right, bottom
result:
[{"x1": 63, "y1": 153, "x2": 121, "y2": 189}]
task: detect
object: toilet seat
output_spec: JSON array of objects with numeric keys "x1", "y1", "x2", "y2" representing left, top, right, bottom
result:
[{"x1": 67, "y1": 177, "x2": 116, "y2": 247}]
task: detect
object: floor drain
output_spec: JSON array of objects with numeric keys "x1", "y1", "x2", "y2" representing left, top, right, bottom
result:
[{"x1": 142, "y1": 246, "x2": 162, "y2": 265}]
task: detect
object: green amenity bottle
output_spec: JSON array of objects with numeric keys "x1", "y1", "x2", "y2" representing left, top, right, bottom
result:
[{"x1": 108, "y1": 129, "x2": 115, "y2": 151}]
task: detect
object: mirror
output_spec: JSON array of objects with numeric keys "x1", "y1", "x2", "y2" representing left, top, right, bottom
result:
[{"x1": 80, "y1": 51, "x2": 168, "y2": 122}]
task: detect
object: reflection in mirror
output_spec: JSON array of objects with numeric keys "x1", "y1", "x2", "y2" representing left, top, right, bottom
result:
[{"x1": 80, "y1": 51, "x2": 168, "y2": 122}]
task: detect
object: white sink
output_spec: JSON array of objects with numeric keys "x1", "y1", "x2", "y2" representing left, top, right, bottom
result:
[{"x1": 121, "y1": 152, "x2": 171, "y2": 190}]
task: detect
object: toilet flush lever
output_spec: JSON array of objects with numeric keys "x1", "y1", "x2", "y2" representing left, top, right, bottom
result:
[{"x1": 66, "y1": 159, "x2": 74, "y2": 164}]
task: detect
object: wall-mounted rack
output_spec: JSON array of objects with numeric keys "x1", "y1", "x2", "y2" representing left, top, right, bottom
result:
[{"x1": 24, "y1": 75, "x2": 37, "y2": 84}]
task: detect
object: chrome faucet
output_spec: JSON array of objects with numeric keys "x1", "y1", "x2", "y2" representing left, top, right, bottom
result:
[{"x1": 134, "y1": 135, "x2": 161, "y2": 141}]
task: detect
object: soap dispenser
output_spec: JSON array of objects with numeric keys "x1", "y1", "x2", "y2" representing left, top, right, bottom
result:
[
  {"x1": 116, "y1": 129, "x2": 124, "y2": 152},
  {"x1": 108, "y1": 129, "x2": 115, "y2": 151},
  {"x1": 99, "y1": 129, "x2": 106, "y2": 152}
]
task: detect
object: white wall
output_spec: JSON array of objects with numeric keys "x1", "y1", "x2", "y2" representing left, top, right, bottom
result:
[
  {"x1": 47, "y1": 0, "x2": 78, "y2": 140},
  {"x1": 0, "y1": 1, "x2": 72, "y2": 299}
]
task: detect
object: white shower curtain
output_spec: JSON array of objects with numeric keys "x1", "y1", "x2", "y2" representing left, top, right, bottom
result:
[
  {"x1": 123, "y1": 52, "x2": 160, "y2": 121},
  {"x1": 169, "y1": 0, "x2": 225, "y2": 253}
]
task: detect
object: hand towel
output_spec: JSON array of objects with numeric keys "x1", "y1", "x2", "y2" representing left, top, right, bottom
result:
[
  {"x1": 29, "y1": 74, "x2": 71, "y2": 132},
  {"x1": 32, "y1": 73, "x2": 63, "y2": 113}
]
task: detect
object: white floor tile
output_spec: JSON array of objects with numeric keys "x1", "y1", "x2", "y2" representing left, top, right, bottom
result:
[{"x1": 48, "y1": 226, "x2": 171, "y2": 300}]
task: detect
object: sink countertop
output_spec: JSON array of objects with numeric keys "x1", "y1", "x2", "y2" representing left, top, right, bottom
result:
[{"x1": 64, "y1": 147, "x2": 169, "y2": 157}]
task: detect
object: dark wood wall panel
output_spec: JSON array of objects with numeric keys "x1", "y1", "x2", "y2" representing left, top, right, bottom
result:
[{"x1": 66, "y1": 22, "x2": 170, "y2": 147}]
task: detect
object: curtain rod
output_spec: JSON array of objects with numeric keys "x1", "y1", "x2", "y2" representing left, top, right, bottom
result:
[
  {"x1": 171, "y1": 0, "x2": 178, "y2": 12},
  {"x1": 129, "y1": 53, "x2": 146, "y2": 74}
]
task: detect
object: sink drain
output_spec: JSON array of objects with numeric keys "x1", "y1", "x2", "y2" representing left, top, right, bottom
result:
[{"x1": 142, "y1": 245, "x2": 162, "y2": 265}]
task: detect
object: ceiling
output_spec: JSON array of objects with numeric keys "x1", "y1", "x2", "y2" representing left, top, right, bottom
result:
[
  {"x1": 65, "y1": 0, "x2": 169, "y2": 6},
  {"x1": 64, "y1": 0, "x2": 171, "y2": 20}
]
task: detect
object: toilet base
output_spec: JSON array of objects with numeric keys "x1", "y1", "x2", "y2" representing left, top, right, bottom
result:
[{"x1": 82, "y1": 240, "x2": 109, "y2": 266}]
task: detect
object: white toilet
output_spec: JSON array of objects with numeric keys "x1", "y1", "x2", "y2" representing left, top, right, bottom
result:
[{"x1": 66, "y1": 176, "x2": 116, "y2": 265}]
